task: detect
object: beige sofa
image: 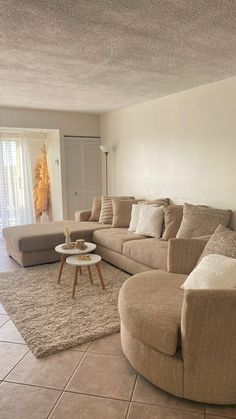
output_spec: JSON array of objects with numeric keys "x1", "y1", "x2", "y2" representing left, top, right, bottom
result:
[
  {"x1": 118, "y1": 238, "x2": 236, "y2": 405},
  {"x1": 3, "y1": 207, "x2": 173, "y2": 270},
  {"x1": 3, "y1": 205, "x2": 206, "y2": 272}
]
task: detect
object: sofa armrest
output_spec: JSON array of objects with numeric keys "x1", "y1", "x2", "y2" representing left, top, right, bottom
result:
[
  {"x1": 181, "y1": 289, "x2": 236, "y2": 403},
  {"x1": 167, "y1": 238, "x2": 208, "y2": 274},
  {"x1": 74, "y1": 209, "x2": 92, "y2": 222}
]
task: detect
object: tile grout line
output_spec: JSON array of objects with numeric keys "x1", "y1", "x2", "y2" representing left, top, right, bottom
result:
[
  {"x1": 204, "y1": 409, "x2": 235, "y2": 419},
  {"x1": 87, "y1": 350, "x2": 125, "y2": 358},
  {"x1": 3, "y1": 379, "x2": 133, "y2": 404},
  {"x1": 62, "y1": 351, "x2": 88, "y2": 392},
  {"x1": 0, "y1": 319, "x2": 11, "y2": 329},
  {"x1": 47, "y1": 390, "x2": 64, "y2": 419},
  {"x1": 126, "y1": 399, "x2": 207, "y2": 416},
  {"x1": 63, "y1": 388, "x2": 132, "y2": 403},
  {"x1": 2, "y1": 347, "x2": 30, "y2": 381},
  {"x1": 3, "y1": 379, "x2": 63, "y2": 392},
  {"x1": 46, "y1": 350, "x2": 88, "y2": 418},
  {"x1": 125, "y1": 373, "x2": 138, "y2": 419},
  {"x1": 0, "y1": 339, "x2": 27, "y2": 346}
]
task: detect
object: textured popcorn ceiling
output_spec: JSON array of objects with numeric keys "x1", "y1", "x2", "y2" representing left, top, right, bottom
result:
[{"x1": 0, "y1": 0, "x2": 236, "y2": 113}]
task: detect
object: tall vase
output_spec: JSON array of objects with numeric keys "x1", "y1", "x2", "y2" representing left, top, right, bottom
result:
[
  {"x1": 65, "y1": 235, "x2": 71, "y2": 248},
  {"x1": 40, "y1": 211, "x2": 49, "y2": 223}
]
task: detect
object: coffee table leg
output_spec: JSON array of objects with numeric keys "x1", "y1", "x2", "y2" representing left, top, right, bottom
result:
[
  {"x1": 87, "y1": 265, "x2": 93, "y2": 284},
  {"x1": 72, "y1": 266, "x2": 79, "y2": 298},
  {"x1": 58, "y1": 254, "x2": 65, "y2": 284},
  {"x1": 79, "y1": 267, "x2": 82, "y2": 275},
  {"x1": 96, "y1": 263, "x2": 105, "y2": 290}
]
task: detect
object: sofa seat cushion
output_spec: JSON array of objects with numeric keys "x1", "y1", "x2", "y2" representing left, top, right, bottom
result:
[
  {"x1": 118, "y1": 270, "x2": 186, "y2": 356},
  {"x1": 3, "y1": 221, "x2": 110, "y2": 252},
  {"x1": 123, "y1": 238, "x2": 168, "y2": 270},
  {"x1": 93, "y1": 228, "x2": 146, "y2": 253}
]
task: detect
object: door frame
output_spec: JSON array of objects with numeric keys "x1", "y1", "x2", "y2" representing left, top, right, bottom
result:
[{"x1": 63, "y1": 135, "x2": 101, "y2": 220}]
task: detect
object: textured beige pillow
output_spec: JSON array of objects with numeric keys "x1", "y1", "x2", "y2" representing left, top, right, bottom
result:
[
  {"x1": 176, "y1": 203, "x2": 231, "y2": 239},
  {"x1": 142, "y1": 198, "x2": 169, "y2": 207},
  {"x1": 198, "y1": 225, "x2": 236, "y2": 262},
  {"x1": 89, "y1": 195, "x2": 102, "y2": 221},
  {"x1": 112, "y1": 199, "x2": 141, "y2": 228},
  {"x1": 162, "y1": 205, "x2": 183, "y2": 240}
]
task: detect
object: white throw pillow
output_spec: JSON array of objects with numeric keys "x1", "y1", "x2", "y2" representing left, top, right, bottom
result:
[
  {"x1": 181, "y1": 254, "x2": 236, "y2": 290},
  {"x1": 128, "y1": 204, "x2": 142, "y2": 232},
  {"x1": 135, "y1": 205, "x2": 164, "y2": 238}
]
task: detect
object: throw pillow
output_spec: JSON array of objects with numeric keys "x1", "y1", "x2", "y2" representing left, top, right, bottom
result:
[
  {"x1": 198, "y1": 225, "x2": 236, "y2": 262},
  {"x1": 162, "y1": 205, "x2": 183, "y2": 240},
  {"x1": 112, "y1": 199, "x2": 141, "y2": 228},
  {"x1": 128, "y1": 204, "x2": 142, "y2": 232},
  {"x1": 89, "y1": 195, "x2": 102, "y2": 221},
  {"x1": 176, "y1": 203, "x2": 231, "y2": 238},
  {"x1": 181, "y1": 254, "x2": 236, "y2": 289},
  {"x1": 99, "y1": 196, "x2": 113, "y2": 224},
  {"x1": 99, "y1": 196, "x2": 134, "y2": 224},
  {"x1": 135, "y1": 205, "x2": 164, "y2": 238}
]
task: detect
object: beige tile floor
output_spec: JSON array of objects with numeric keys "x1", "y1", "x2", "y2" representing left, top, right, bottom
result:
[{"x1": 0, "y1": 240, "x2": 236, "y2": 418}]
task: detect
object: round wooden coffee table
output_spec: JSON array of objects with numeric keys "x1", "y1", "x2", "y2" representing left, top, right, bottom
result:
[
  {"x1": 55, "y1": 242, "x2": 96, "y2": 284},
  {"x1": 66, "y1": 254, "x2": 105, "y2": 298}
]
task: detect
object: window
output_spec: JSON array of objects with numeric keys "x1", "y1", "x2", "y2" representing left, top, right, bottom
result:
[{"x1": 0, "y1": 130, "x2": 35, "y2": 230}]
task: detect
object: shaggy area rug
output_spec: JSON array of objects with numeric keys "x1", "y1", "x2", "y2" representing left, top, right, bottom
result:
[{"x1": 0, "y1": 261, "x2": 129, "y2": 357}]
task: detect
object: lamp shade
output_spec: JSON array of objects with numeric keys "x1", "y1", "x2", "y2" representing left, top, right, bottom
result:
[{"x1": 100, "y1": 145, "x2": 109, "y2": 153}]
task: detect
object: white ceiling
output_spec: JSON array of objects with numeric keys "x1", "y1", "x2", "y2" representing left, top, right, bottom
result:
[{"x1": 0, "y1": 0, "x2": 236, "y2": 113}]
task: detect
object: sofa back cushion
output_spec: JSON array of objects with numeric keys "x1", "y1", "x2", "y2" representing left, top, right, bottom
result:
[
  {"x1": 89, "y1": 195, "x2": 102, "y2": 221},
  {"x1": 176, "y1": 203, "x2": 231, "y2": 239},
  {"x1": 112, "y1": 199, "x2": 141, "y2": 228},
  {"x1": 198, "y1": 224, "x2": 236, "y2": 262},
  {"x1": 162, "y1": 205, "x2": 183, "y2": 240},
  {"x1": 142, "y1": 198, "x2": 169, "y2": 207}
]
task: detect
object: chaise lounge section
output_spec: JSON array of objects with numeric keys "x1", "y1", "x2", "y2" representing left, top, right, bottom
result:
[{"x1": 3, "y1": 220, "x2": 110, "y2": 267}]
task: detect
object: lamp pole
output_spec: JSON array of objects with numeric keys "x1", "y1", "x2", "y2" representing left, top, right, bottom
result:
[
  {"x1": 100, "y1": 145, "x2": 109, "y2": 197},
  {"x1": 105, "y1": 151, "x2": 108, "y2": 197}
]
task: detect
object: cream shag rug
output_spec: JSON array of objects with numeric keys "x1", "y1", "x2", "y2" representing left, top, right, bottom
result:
[{"x1": 0, "y1": 261, "x2": 129, "y2": 357}]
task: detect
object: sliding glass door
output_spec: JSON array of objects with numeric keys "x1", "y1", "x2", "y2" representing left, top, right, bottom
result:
[{"x1": 0, "y1": 131, "x2": 35, "y2": 231}]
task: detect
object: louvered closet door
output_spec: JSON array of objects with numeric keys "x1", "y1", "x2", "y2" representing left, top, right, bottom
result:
[
  {"x1": 83, "y1": 139, "x2": 101, "y2": 209},
  {"x1": 65, "y1": 137, "x2": 101, "y2": 219}
]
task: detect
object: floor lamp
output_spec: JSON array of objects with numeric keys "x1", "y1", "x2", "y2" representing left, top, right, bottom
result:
[{"x1": 100, "y1": 145, "x2": 109, "y2": 196}]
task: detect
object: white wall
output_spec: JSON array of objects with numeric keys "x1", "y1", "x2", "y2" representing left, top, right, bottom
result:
[
  {"x1": 0, "y1": 108, "x2": 100, "y2": 218},
  {"x1": 100, "y1": 76, "x2": 236, "y2": 229}
]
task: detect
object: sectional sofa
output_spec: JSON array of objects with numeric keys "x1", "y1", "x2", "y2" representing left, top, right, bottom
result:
[
  {"x1": 2, "y1": 201, "x2": 236, "y2": 405},
  {"x1": 2, "y1": 203, "x2": 195, "y2": 272},
  {"x1": 2, "y1": 203, "x2": 180, "y2": 271}
]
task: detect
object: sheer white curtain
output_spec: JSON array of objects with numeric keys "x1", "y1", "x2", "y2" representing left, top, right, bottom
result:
[{"x1": 0, "y1": 130, "x2": 35, "y2": 230}]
